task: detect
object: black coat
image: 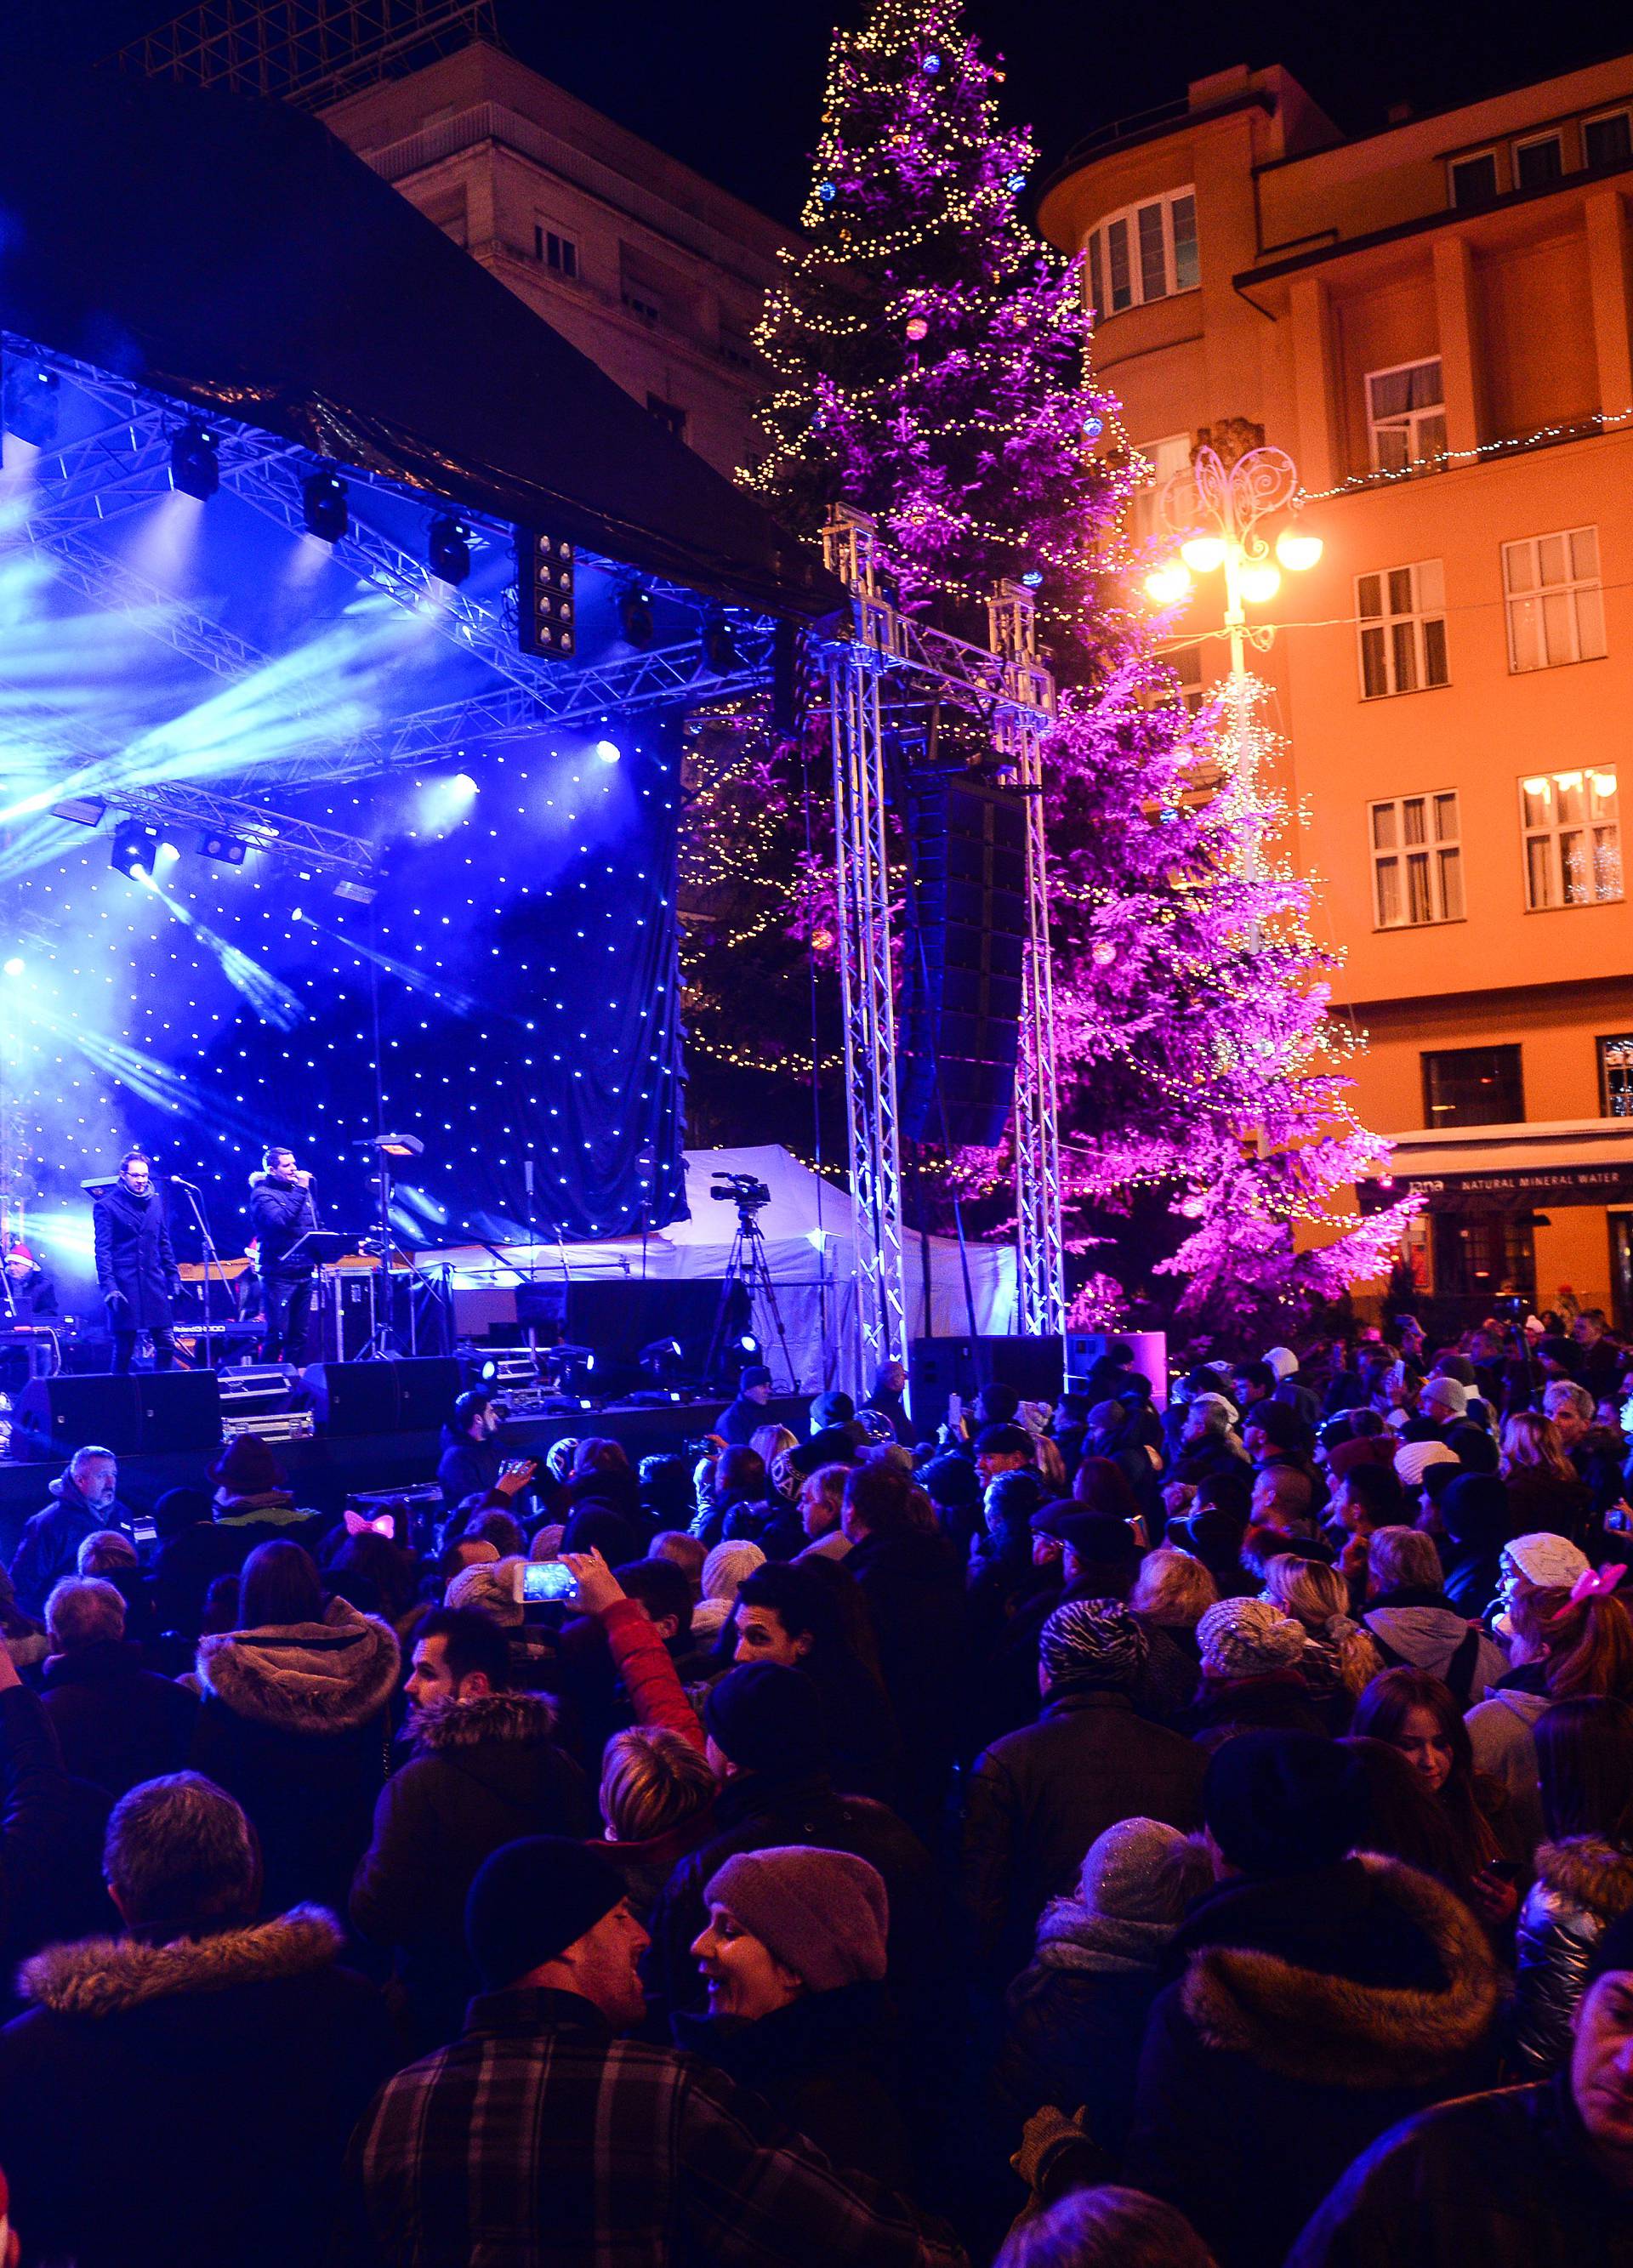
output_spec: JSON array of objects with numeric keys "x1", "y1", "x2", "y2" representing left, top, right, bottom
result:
[
  {"x1": 845, "y1": 1526, "x2": 970, "y2": 1830},
  {"x1": 435, "y1": 1424, "x2": 504, "y2": 1511},
  {"x1": 350, "y1": 1690, "x2": 592, "y2": 2051},
  {"x1": 40, "y1": 1640, "x2": 199, "y2": 1799},
  {"x1": 1122, "y1": 1856, "x2": 1501, "y2": 2268},
  {"x1": 3, "y1": 1265, "x2": 55, "y2": 1319},
  {"x1": 248, "y1": 1169, "x2": 318, "y2": 1274},
  {"x1": 995, "y1": 1946, "x2": 1169, "y2": 2160},
  {"x1": 0, "y1": 1907, "x2": 398, "y2": 2268},
  {"x1": 7, "y1": 1479, "x2": 139, "y2": 1621},
  {"x1": 92, "y1": 1181, "x2": 178, "y2": 1328},
  {"x1": 189, "y1": 1601, "x2": 401, "y2": 1918},
  {"x1": 1287, "y1": 2071, "x2": 1633, "y2": 2268},
  {"x1": 0, "y1": 1687, "x2": 114, "y2": 2011}
]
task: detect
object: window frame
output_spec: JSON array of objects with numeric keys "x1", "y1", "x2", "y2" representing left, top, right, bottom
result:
[
  {"x1": 1598, "y1": 1032, "x2": 1633, "y2": 1117},
  {"x1": 1502, "y1": 526, "x2": 1607, "y2": 674},
  {"x1": 1088, "y1": 186, "x2": 1199, "y2": 317},
  {"x1": 646, "y1": 394, "x2": 686, "y2": 440},
  {"x1": 1369, "y1": 790, "x2": 1465, "y2": 931},
  {"x1": 534, "y1": 225, "x2": 579, "y2": 277},
  {"x1": 1420, "y1": 1043, "x2": 1526, "y2": 1130},
  {"x1": 1130, "y1": 431, "x2": 1192, "y2": 543},
  {"x1": 1512, "y1": 131, "x2": 1565, "y2": 190},
  {"x1": 1448, "y1": 149, "x2": 1501, "y2": 207},
  {"x1": 1356, "y1": 560, "x2": 1450, "y2": 700},
  {"x1": 1583, "y1": 108, "x2": 1633, "y2": 170},
  {"x1": 1365, "y1": 357, "x2": 1448, "y2": 475},
  {"x1": 1518, "y1": 765, "x2": 1623, "y2": 912}
]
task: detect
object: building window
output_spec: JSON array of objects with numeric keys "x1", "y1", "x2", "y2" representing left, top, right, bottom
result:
[
  {"x1": 1513, "y1": 133, "x2": 1563, "y2": 190},
  {"x1": 1357, "y1": 560, "x2": 1448, "y2": 697},
  {"x1": 1448, "y1": 151, "x2": 1499, "y2": 206},
  {"x1": 1600, "y1": 1034, "x2": 1633, "y2": 1117},
  {"x1": 1521, "y1": 767, "x2": 1622, "y2": 908},
  {"x1": 1367, "y1": 359, "x2": 1447, "y2": 475},
  {"x1": 1371, "y1": 793, "x2": 1463, "y2": 929},
  {"x1": 1585, "y1": 110, "x2": 1633, "y2": 169},
  {"x1": 534, "y1": 226, "x2": 578, "y2": 277},
  {"x1": 646, "y1": 395, "x2": 686, "y2": 439},
  {"x1": 624, "y1": 292, "x2": 662, "y2": 325},
  {"x1": 1088, "y1": 187, "x2": 1198, "y2": 317},
  {"x1": 1422, "y1": 1044, "x2": 1525, "y2": 1128},
  {"x1": 1131, "y1": 432, "x2": 1191, "y2": 542},
  {"x1": 1503, "y1": 526, "x2": 1607, "y2": 671},
  {"x1": 1432, "y1": 1211, "x2": 1536, "y2": 1305}
]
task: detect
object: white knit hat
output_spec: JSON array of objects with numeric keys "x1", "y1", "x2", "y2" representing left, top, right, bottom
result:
[
  {"x1": 1394, "y1": 1440, "x2": 1459, "y2": 1487},
  {"x1": 701, "y1": 1540, "x2": 765, "y2": 1603},
  {"x1": 1264, "y1": 1347, "x2": 1299, "y2": 1380},
  {"x1": 1198, "y1": 1596, "x2": 1306, "y2": 1679},
  {"x1": 1503, "y1": 1532, "x2": 1591, "y2": 1592}
]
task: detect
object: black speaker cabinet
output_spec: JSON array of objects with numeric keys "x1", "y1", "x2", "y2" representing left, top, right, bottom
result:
[
  {"x1": 302, "y1": 1361, "x2": 399, "y2": 1437},
  {"x1": 907, "y1": 1334, "x2": 1064, "y2": 1431},
  {"x1": 16, "y1": 1374, "x2": 143, "y2": 1455},
  {"x1": 392, "y1": 1357, "x2": 463, "y2": 1433},
  {"x1": 135, "y1": 1369, "x2": 223, "y2": 1452}
]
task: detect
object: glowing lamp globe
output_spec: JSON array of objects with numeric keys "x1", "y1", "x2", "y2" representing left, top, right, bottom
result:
[
  {"x1": 1179, "y1": 534, "x2": 1226, "y2": 575},
  {"x1": 904, "y1": 316, "x2": 929, "y2": 341},
  {"x1": 1144, "y1": 560, "x2": 1192, "y2": 606},
  {"x1": 1275, "y1": 526, "x2": 1323, "y2": 572},
  {"x1": 1091, "y1": 941, "x2": 1117, "y2": 967},
  {"x1": 1238, "y1": 560, "x2": 1283, "y2": 604}
]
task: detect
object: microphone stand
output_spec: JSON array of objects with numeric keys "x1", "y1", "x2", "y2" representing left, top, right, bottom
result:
[{"x1": 173, "y1": 1181, "x2": 228, "y2": 1370}]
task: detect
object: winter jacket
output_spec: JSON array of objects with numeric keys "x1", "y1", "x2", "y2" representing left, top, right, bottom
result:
[
  {"x1": 1180, "y1": 1670, "x2": 1333, "y2": 1752},
  {"x1": 435, "y1": 1422, "x2": 504, "y2": 1511},
  {"x1": 40, "y1": 1639, "x2": 199, "y2": 1798},
  {"x1": 1362, "y1": 1589, "x2": 1507, "y2": 1705},
  {"x1": 1465, "y1": 1674, "x2": 1550, "y2": 1854},
  {"x1": 961, "y1": 1688, "x2": 1205, "y2": 1967},
  {"x1": 1501, "y1": 1463, "x2": 1592, "y2": 1544},
  {"x1": 993, "y1": 1892, "x2": 1182, "y2": 2157},
  {"x1": 675, "y1": 1979, "x2": 914, "y2": 2194},
  {"x1": 7, "y1": 1478, "x2": 138, "y2": 1619},
  {"x1": 189, "y1": 1600, "x2": 401, "y2": 1917},
  {"x1": 92, "y1": 1179, "x2": 179, "y2": 1328},
  {"x1": 644, "y1": 1767, "x2": 938, "y2": 2035},
  {"x1": 845, "y1": 1526, "x2": 970, "y2": 1832},
  {"x1": 1286, "y1": 2072, "x2": 1633, "y2": 2268},
  {"x1": 248, "y1": 1168, "x2": 318, "y2": 1274},
  {"x1": 1513, "y1": 1834, "x2": 1633, "y2": 2073},
  {"x1": 0, "y1": 1907, "x2": 399, "y2": 2268},
  {"x1": 1123, "y1": 1854, "x2": 1500, "y2": 2268},
  {"x1": 350, "y1": 1688, "x2": 591, "y2": 2049},
  {"x1": 0, "y1": 1685, "x2": 114, "y2": 2008},
  {"x1": 599, "y1": 1596, "x2": 708, "y2": 1747},
  {"x1": 714, "y1": 1393, "x2": 769, "y2": 1447}
]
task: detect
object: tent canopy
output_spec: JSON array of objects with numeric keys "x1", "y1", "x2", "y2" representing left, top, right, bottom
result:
[{"x1": 0, "y1": 61, "x2": 840, "y2": 618}]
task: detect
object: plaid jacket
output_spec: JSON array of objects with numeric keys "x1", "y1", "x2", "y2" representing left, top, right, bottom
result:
[{"x1": 338, "y1": 1986, "x2": 967, "y2": 2268}]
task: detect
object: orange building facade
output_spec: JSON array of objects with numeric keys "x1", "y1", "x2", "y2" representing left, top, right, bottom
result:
[{"x1": 1039, "y1": 54, "x2": 1633, "y2": 1327}]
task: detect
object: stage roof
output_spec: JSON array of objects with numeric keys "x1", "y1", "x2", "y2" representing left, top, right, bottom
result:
[{"x1": 0, "y1": 61, "x2": 839, "y2": 621}]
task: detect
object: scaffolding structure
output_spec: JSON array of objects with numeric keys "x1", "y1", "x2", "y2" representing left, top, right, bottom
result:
[
  {"x1": 820, "y1": 508, "x2": 1064, "y2": 1368},
  {"x1": 114, "y1": 0, "x2": 497, "y2": 111}
]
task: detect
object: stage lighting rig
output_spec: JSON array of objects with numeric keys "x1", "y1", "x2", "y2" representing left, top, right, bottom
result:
[
  {"x1": 111, "y1": 822, "x2": 162, "y2": 879},
  {"x1": 3, "y1": 361, "x2": 59, "y2": 448},
  {"x1": 170, "y1": 423, "x2": 219, "y2": 500},
  {"x1": 428, "y1": 514, "x2": 471, "y2": 585},
  {"x1": 702, "y1": 611, "x2": 741, "y2": 674},
  {"x1": 50, "y1": 796, "x2": 108, "y2": 828},
  {"x1": 617, "y1": 583, "x2": 656, "y2": 651},
  {"x1": 516, "y1": 529, "x2": 575, "y2": 657},
  {"x1": 302, "y1": 470, "x2": 349, "y2": 543},
  {"x1": 199, "y1": 830, "x2": 248, "y2": 866}
]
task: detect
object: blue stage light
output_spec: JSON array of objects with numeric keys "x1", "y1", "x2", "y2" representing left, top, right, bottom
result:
[
  {"x1": 428, "y1": 514, "x2": 471, "y2": 585},
  {"x1": 593, "y1": 739, "x2": 621, "y2": 765},
  {"x1": 301, "y1": 470, "x2": 348, "y2": 543},
  {"x1": 170, "y1": 423, "x2": 219, "y2": 500},
  {"x1": 3, "y1": 361, "x2": 59, "y2": 448}
]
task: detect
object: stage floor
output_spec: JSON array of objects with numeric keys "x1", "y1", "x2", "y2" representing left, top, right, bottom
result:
[{"x1": 0, "y1": 1394, "x2": 810, "y2": 1556}]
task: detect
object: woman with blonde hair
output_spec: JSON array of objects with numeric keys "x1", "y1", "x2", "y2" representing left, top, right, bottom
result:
[
  {"x1": 749, "y1": 1424, "x2": 799, "y2": 1481},
  {"x1": 1263, "y1": 1551, "x2": 1384, "y2": 1720},
  {"x1": 596, "y1": 1725, "x2": 718, "y2": 1918},
  {"x1": 1499, "y1": 1410, "x2": 1590, "y2": 1543}
]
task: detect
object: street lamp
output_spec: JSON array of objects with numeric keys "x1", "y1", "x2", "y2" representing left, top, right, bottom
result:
[{"x1": 1142, "y1": 441, "x2": 1322, "y2": 796}]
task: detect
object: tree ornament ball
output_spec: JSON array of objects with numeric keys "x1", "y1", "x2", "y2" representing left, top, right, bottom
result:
[
  {"x1": 905, "y1": 315, "x2": 929, "y2": 340},
  {"x1": 1092, "y1": 941, "x2": 1118, "y2": 967}
]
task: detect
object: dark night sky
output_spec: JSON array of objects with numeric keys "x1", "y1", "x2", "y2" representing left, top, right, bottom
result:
[{"x1": 8, "y1": 1, "x2": 1631, "y2": 221}]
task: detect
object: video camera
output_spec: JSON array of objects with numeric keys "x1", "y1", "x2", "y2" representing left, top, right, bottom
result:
[{"x1": 710, "y1": 1173, "x2": 771, "y2": 1210}]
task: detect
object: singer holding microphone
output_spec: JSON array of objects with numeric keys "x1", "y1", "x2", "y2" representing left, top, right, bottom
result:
[
  {"x1": 249, "y1": 1144, "x2": 319, "y2": 1363},
  {"x1": 93, "y1": 1149, "x2": 182, "y2": 1373}
]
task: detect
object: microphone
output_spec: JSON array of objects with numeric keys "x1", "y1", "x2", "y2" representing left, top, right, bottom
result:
[{"x1": 168, "y1": 1176, "x2": 202, "y2": 1190}]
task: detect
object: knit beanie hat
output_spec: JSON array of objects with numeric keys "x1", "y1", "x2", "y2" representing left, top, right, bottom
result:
[
  {"x1": 1078, "y1": 1817, "x2": 1200, "y2": 1924},
  {"x1": 1420, "y1": 1375, "x2": 1470, "y2": 1419},
  {"x1": 919, "y1": 1454, "x2": 982, "y2": 1514},
  {"x1": 1038, "y1": 1597, "x2": 1149, "y2": 1689},
  {"x1": 1503, "y1": 1532, "x2": 1591, "y2": 1591},
  {"x1": 1197, "y1": 1595, "x2": 1306, "y2": 1679},
  {"x1": 465, "y1": 1836, "x2": 625, "y2": 1990},
  {"x1": 1264, "y1": 1346, "x2": 1299, "y2": 1380},
  {"x1": 1327, "y1": 1436, "x2": 1397, "y2": 1479},
  {"x1": 1394, "y1": 1439, "x2": 1460, "y2": 1488},
  {"x1": 704, "y1": 1663, "x2": 828, "y2": 1777},
  {"x1": 702, "y1": 1540, "x2": 765, "y2": 1602},
  {"x1": 1203, "y1": 1730, "x2": 1365, "y2": 1878},
  {"x1": 739, "y1": 1365, "x2": 773, "y2": 1391},
  {"x1": 208, "y1": 1433, "x2": 285, "y2": 1494},
  {"x1": 445, "y1": 1556, "x2": 524, "y2": 1626},
  {"x1": 706, "y1": 1845, "x2": 887, "y2": 1989},
  {"x1": 811, "y1": 1390, "x2": 856, "y2": 1432}
]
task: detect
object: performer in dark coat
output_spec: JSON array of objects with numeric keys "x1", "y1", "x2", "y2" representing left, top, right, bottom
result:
[
  {"x1": 248, "y1": 1144, "x2": 319, "y2": 1362},
  {"x1": 2, "y1": 1246, "x2": 57, "y2": 1320},
  {"x1": 91, "y1": 1152, "x2": 179, "y2": 1373}
]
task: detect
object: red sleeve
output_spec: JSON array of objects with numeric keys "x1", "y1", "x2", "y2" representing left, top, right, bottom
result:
[{"x1": 600, "y1": 1599, "x2": 706, "y2": 1751}]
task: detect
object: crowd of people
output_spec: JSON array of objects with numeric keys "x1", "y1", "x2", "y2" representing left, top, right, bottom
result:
[{"x1": 0, "y1": 1312, "x2": 1630, "y2": 2266}]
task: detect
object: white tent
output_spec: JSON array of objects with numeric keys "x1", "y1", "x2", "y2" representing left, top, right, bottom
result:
[{"x1": 432, "y1": 1144, "x2": 1016, "y2": 1392}]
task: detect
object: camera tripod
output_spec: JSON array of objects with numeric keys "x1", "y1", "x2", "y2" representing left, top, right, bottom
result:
[{"x1": 703, "y1": 1199, "x2": 796, "y2": 1395}]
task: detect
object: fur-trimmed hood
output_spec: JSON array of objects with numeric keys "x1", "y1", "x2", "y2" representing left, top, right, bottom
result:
[
  {"x1": 1181, "y1": 1853, "x2": 1498, "y2": 2090},
  {"x1": 197, "y1": 1598, "x2": 399, "y2": 1733},
  {"x1": 19, "y1": 1906, "x2": 342, "y2": 2019},
  {"x1": 1535, "y1": 1836, "x2": 1633, "y2": 1921},
  {"x1": 413, "y1": 1689, "x2": 558, "y2": 1750}
]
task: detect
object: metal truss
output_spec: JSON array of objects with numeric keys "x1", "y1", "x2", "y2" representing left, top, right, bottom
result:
[
  {"x1": 102, "y1": 780, "x2": 373, "y2": 877},
  {"x1": 114, "y1": 0, "x2": 497, "y2": 111},
  {"x1": 822, "y1": 509, "x2": 908, "y2": 1373},
  {"x1": 988, "y1": 583, "x2": 1065, "y2": 1339}
]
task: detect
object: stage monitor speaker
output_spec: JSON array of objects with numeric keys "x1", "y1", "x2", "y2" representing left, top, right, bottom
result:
[
  {"x1": 302, "y1": 1361, "x2": 398, "y2": 1437},
  {"x1": 1065, "y1": 1330, "x2": 1169, "y2": 1402},
  {"x1": 15, "y1": 1374, "x2": 143, "y2": 1456},
  {"x1": 135, "y1": 1370, "x2": 223, "y2": 1453},
  {"x1": 907, "y1": 1335, "x2": 1064, "y2": 1432},
  {"x1": 392, "y1": 1357, "x2": 463, "y2": 1433},
  {"x1": 900, "y1": 775, "x2": 1027, "y2": 1149}
]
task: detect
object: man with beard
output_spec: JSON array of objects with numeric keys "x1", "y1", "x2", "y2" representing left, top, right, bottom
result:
[{"x1": 91, "y1": 1152, "x2": 179, "y2": 1373}]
